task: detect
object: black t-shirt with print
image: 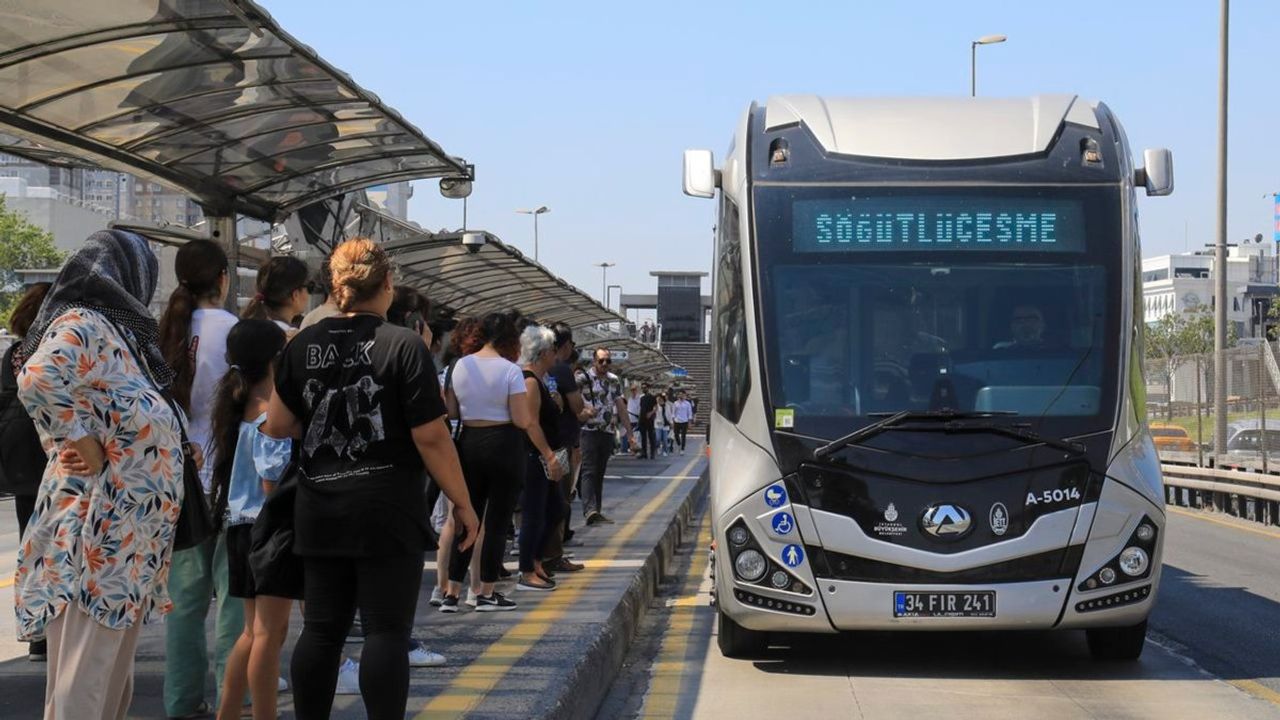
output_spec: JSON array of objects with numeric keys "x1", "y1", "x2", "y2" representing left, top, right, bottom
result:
[
  {"x1": 549, "y1": 361, "x2": 580, "y2": 443},
  {"x1": 275, "y1": 314, "x2": 446, "y2": 557}
]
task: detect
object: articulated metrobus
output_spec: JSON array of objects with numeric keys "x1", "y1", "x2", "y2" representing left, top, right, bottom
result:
[{"x1": 683, "y1": 95, "x2": 1172, "y2": 660}]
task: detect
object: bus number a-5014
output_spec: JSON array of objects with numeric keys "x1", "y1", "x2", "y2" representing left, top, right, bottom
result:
[{"x1": 1025, "y1": 487, "x2": 1082, "y2": 507}]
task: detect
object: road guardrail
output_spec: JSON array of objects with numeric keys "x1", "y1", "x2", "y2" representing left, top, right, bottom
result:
[{"x1": 1160, "y1": 460, "x2": 1280, "y2": 526}]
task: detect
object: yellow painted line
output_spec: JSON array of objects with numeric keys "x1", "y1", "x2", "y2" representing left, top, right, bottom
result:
[
  {"x1": 640, "y1": 512, "x2": 711, "y2": 719},
  {"x1": 416, "y1": 453, "x2": 705, "y2": 719},
  {"x1": 1227, "y1": 679, "x2": 1280, "y2": 708},
  {"x1": 1167, "y1": 505, "x2": 1280, "y2": 541},
  {"x1": 0, "y1": 576, "x2": 13, "y2": 589}
]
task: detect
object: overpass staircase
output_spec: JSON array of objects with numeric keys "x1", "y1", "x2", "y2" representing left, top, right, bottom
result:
[{"x1": 660, "y1": 341, "x2": 711, "y2": 436}]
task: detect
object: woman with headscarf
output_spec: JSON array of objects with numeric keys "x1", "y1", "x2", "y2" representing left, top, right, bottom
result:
[{"x1": 13, "y1": 230, "x2": 188, "y2": 719}]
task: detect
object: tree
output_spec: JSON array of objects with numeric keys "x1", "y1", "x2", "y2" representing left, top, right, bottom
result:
[
  {"x1": 0, "y1": 194, "x2": 64, "y2": 328},
  {"x1": 1146, "y1": 313, "x2": 1184, "y2": 420},
  {"x1": 1144, "y1": 306, "x2": 1235, "y2": 421}
]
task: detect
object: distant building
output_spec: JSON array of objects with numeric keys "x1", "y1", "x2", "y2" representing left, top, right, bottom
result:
[
  {"x1": 365, "y1": 182, "x2": 412, "y2": 220},
  {"x1": 1142, "y1": 242, "x2": 1279, "y2": 339}
]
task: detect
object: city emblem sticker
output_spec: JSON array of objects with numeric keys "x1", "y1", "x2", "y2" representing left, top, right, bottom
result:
[
  {"x1": 764, "y1": 484, "x2": 787, "y2": 508},
  {"x1": 873, "y1": 502, "x2": 908, "y2": 537},
  {"x1": 771, "y1": 511, "x2": 795, "y2": 536},
  {"x1": 781, "y1": 544, "x2": 805, "y2": 568},
  {"x1": 989, "y1": 502, "x2": 1010, "y2": 536}
]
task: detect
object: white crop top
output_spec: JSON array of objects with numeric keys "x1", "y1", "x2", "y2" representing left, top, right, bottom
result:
[{"x1": 451, "y1": 354, "x2": 527, "y2": 422}]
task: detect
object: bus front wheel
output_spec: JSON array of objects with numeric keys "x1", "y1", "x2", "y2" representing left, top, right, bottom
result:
[
  {"x1": 1086, "y1": 619, "x2": 1148, "y2": 661},
  {"x1": 717, "y1": 608, "x2": 767, "y2": 658}
]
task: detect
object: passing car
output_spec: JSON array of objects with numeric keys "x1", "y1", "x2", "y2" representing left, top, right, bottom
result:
[
  {"x1": 1149, "y1": 423, "x2": 1196, "y2": 453},
  {"x1": 1225, "y1": 420, "x2": 1280, "y2": 456}
]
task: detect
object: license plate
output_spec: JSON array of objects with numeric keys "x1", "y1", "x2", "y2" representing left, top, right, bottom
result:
[{"x1": 893, "y1": 591, "x2": 996, "y2": 618}]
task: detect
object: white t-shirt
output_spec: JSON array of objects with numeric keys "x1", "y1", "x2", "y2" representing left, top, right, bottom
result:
[
  {"x1": 451, "y1": 354, "x2": 526, "y2": 422},
  {"x1": 627, "y1": 393, "x2": 642, "y2": 419},
  {"x1": 273, "y1": 319, "x2": 294, "y2": 333},
  {"x1": 189, "y1": 308, "x2": 238, "y2": 492}
]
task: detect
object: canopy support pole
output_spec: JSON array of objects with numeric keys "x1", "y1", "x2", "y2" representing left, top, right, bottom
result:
[{"x1": 210, "y1": 214, "x2": 240, "y2": 312}]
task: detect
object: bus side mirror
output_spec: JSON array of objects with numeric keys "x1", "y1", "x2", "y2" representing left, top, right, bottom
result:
[
  {"x1": 683, "y1": 149, "x2": 718, "y2": 198},
  {"x1": 1136, "y1": 148, "x2": 1173, "y2": 197}
]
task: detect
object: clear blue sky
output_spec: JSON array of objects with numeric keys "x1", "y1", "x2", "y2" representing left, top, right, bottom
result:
[{"x1": 266, "y1": 0, "x2": 1276, "y2": 311}]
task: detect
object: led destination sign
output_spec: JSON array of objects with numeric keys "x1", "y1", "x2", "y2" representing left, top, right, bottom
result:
[{"x1": 792, "y1": 196, "x2": 1086, "y2": 253}]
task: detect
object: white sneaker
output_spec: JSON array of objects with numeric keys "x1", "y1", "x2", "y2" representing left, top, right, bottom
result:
[
  {"x1": 278, "y1": 675, "x2": 289, "y2": 692},
  {"x1": 429, "y1": 585, "x2": 444, "y2": 607},
  {"x1": 335, "y1": 657, "x2": 360, "y2": 695},
  {"x1": 465, "y1": 588, "x2": 479, "y2": 608},
  {"x1": 408, "y1": 645, "x2": 446, "y2": 667}
]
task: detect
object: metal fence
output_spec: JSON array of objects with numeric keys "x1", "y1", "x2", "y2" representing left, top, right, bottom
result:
[{"x1": 1145, "y1": 340, "x2": 1280, "y2": 470}]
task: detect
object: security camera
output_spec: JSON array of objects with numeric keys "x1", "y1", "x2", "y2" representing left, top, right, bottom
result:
[{"x1": 462, "y1": 231, "x2": 486, "y2": 254}]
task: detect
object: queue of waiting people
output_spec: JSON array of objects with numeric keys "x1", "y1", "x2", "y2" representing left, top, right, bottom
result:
[{"x1": 0, "y1": 230, "x2": 695, "y2": 720}]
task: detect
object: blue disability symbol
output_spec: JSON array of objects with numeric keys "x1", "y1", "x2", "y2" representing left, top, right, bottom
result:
[
  {"x1": 771, "y1": 512, "x2": 794, "y2": 536},
  {"x1": 781, "y1": 544, "x2": 805, "y2": 568},
  {"x1": 764, "y1": 484, "x2": 787, "y2": 508}
]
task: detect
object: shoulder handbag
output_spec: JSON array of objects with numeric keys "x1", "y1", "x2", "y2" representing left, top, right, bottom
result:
[
  {"x1": 162, "y1": 392, "x2": 216, "y2": 551},
  {"x1": 248, "y1": 461, "x2": 304, "y2": 599},
  {"x1": 119, "y1": 327, "x2": 214, "y2": 551}
]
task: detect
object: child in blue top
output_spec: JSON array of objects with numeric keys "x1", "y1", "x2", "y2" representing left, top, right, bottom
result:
[{"x1": 209, "y1": 319, "x2": 292, "y2": 720}]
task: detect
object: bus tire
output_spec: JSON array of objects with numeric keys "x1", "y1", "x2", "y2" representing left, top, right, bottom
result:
[
  {"x1": 717, "y1": 608, "x2": 767, "y2": 658},
  {"x1": 1086, "y1": 619, "x2": 1148, "y2": 661}
]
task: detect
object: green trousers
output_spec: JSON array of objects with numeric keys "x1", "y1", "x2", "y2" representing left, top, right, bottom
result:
[{"x1": 163, "y1": 531, "x2": 245, "y2": 716}]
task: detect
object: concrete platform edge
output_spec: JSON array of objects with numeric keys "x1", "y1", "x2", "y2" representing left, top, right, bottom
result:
[{"x1": 545, "y1": 469, "x2": 708, "y2": 720}]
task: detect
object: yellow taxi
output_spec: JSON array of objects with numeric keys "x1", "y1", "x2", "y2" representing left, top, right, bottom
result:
[{"x1": 1149, "y1": 423, "x2": 1196, "y2": 452}]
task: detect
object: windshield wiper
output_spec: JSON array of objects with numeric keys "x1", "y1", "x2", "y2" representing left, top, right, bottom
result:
[{"x1": 812, "y1": 409, "x2": 1084, "y2": 460}]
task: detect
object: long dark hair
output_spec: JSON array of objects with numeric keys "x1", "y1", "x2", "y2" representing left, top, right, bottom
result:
[
  {"x1": 242, "y1": 255, "x2": 308, "y2": 323},
  {"x1": 480, "y1": 310, "x2": 522, "y2": 362},
  {"x1": 158, "y1": 240, "x2": 227, "y2": 409},
  {"x1": 388, "y1": 285, "x2": 431, "y2": 332},
  {"x1": 9, "y1": 282, "x2": 51, "y2": 337},
  {"x1": 209, "y1": 319, "x2": 286, "y2": 525}
]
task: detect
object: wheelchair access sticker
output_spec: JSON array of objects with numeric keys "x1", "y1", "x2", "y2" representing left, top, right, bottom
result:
[{"x1": 771, "y1": 511, "x2": 795, "y2": 536}]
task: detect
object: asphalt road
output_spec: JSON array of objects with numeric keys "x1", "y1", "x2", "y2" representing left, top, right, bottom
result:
[{"x1": 602, "y1": 506, "x2": 1280, "y2": 719}]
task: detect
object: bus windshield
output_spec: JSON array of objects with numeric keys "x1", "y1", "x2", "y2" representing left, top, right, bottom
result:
[{"x1": 753, "y1": 185, "x2": 1122, "y2": 439}]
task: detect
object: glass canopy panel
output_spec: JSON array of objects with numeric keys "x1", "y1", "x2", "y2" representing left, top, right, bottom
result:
[{"x1": 0, "y1": 0, "x2": 466, "y2": 220}]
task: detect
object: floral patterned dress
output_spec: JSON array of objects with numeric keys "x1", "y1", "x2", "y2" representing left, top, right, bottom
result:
[{"x1": 13, "y1": 308, "x2": 184, "y2": 640}]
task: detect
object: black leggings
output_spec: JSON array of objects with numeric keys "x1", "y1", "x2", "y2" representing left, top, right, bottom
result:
[
  {"x1": 519, "y1": 453, "x2": 564, "y2": 573},
  {"x1": 291, "y1": 553, "x2": 424, "y2": 720},
  {"x1": 451, "y1": 424, "x2": 526, "y2": 585},
  {"x1": 674, "y1": 422, "x2": 689, "y2": 451}
]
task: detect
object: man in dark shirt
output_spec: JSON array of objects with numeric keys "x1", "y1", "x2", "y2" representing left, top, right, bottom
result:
[
  {"x1": 638, "y1": 383, "x2": 658, "y2": 459},
  {"x1": 543, "y1": 323, "x2": 587, "y2": 572}
]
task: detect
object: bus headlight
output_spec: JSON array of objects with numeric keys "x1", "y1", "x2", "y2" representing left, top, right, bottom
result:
[
  {"x1": 1118, "y1": 547, "x2": 1149, "y2": 577},
  {"x1": 734, "y1": 549, "x2": 768, "y2": 582},
  {"x1": 1098, "y1": 567, "x2": 1117, "y2": 585},
  {"x1": 728, "y1": 526, "x2": 750, "y2": 546}
]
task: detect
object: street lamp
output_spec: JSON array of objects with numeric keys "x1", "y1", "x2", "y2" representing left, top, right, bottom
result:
[
  {"x1": 596, "y1": 262, "x2": 615, "y2": 305},
  {"x1": 970, "y1": 34, "x2": 1007, "y2": 97},
  {"x1": 1213, "y1": 0, "x2": 1229, "y2": 456},
  {"x1": 516, "y1": 206, "x2": 550, "y2": 261}
]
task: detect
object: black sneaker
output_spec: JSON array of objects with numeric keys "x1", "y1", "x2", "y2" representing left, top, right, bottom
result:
[
  {"x1": 475, "y1": 592, "x2": 518, "y2": 612},
  {"x1": 585, "y1": 511, "x2": 602, "y2": 526},
  {"x1": 439, "y1": 595, "x2": 460, "y2": 613},
  {"x1": 28, "y1": 639, "x2": 47, "y2": 662}
]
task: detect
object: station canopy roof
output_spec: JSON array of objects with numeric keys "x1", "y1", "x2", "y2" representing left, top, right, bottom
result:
[
  {"x1": 0, "y1": 0, "x2": 468, "y2": 222},
  {"x1": 361, "y1": 205, "x2": 625, "y2": 330}
]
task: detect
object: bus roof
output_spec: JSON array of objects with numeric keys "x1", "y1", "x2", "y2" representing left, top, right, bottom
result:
[{"x1": 760, "y1": 95, "x2": 1100, "y2": 162}]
